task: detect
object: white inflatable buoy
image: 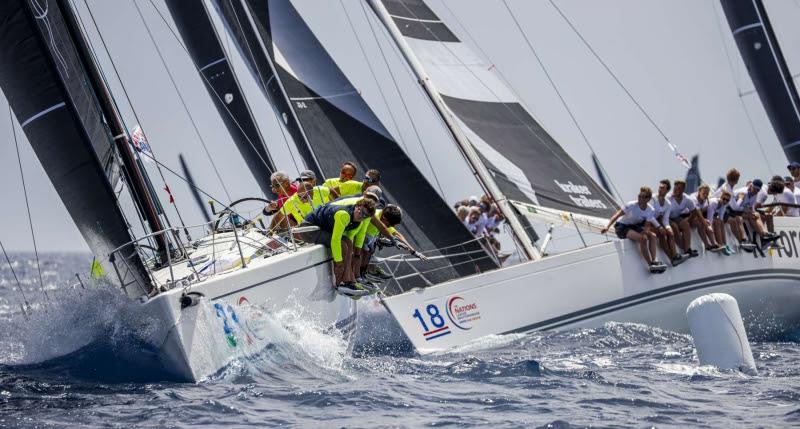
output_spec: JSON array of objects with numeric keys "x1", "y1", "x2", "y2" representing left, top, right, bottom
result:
[{"x1": 686, "y1": 293, "x2": 757, "y2": 374}]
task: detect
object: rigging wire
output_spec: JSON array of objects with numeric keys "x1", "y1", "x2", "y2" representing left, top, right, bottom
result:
[
  {"x1": 68, "y1": 0, "x2": 155, "y2": 249},
  {"x1": 217, "y1": 0, "x2": 307, "y2": 175},
  {"x1": 129, "y1": 0, "x2": 233, "y2": 204},
  {"x1": 499, "y1": 0, "x2": 623, "y2": 202},
  {"x1": 710, "y1": 0, "x2": 775, "y2": 172},
  {"x1": 338, "y1": 0, "x2": 407, "y2": 151},
  {"x1": 357, "y1": 0, "x2": 448, "y2": 197},
  {"x1": 146, "y1": 0, "x2": 294, "y2": 177},
  {"x1": 82, "y1": 0, "x2": 186, "y2": 244},
  {"x1": 1, "y1": 240, "x2": 31, "y2": 315},
  {"x1": 7, "y1": 107, "x2": 48, "y2": 303},
  {"x1": 546, "y1": 0, "x2": 670, "y2": 143}
]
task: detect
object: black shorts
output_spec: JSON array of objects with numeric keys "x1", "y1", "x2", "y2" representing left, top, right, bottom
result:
[
  {"x1": 614, "y1": 221, "x2": 644, "y2": 239},
  {"x1": 670, "y1": 213, "x2": 691, "y2": 223},
  {"x1": 726, "y1": 208, "x2": 743, "y2": 220}
]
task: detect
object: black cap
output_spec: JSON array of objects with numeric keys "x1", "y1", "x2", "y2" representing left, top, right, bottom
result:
[{"x1": 296, "y1": 170, "x2": 316, "y2": 181}]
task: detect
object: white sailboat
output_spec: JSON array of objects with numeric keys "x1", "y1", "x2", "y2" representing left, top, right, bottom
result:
[
  {"x1": 0, "y1": 0, "x2": 358, "y2": 382},
  {"x1": 366, "y1": 0, "x2": 800, "y2": 353}
]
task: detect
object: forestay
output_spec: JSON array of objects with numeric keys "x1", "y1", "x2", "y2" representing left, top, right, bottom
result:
[
  {"x1": 375, "y1": 0, "x2": 619, "y2": 219},
  {"x1": 0, "y1": 0, "x2": 151, "y2": 294},
  {"x1": 216, "y1": 0, "x2": 499, "y2": 288}
]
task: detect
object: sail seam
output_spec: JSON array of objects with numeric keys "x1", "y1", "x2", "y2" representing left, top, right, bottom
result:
[{"x1": 20, "y1": 101, "x2": 66, "y2": 128}]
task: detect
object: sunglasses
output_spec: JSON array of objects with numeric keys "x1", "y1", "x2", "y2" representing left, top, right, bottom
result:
[{"x1": 363, "y1": 176, "x2": 379, "y2": 184}]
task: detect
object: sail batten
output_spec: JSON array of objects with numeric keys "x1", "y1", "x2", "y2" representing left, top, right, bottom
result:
[{"x1": 373, "y1": 0, "x2": 619, "y2": 221}]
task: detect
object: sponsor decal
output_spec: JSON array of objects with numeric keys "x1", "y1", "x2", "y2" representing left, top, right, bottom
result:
[
  {"x1": 446, "y1": 296, "x2": 481, "y2": 330},
  {"x1": 553, "y1": 180, "x2": 608, "y2": 209}
]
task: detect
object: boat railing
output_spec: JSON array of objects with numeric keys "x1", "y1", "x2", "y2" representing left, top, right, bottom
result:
[{"x1": 108, "y1": 211, "x2": 304, "y2": 297}]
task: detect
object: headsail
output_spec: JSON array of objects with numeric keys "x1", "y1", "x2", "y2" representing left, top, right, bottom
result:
[
  {"x1": 371, "y1": 0, "x2": 618, "y2": 219},
  {"x1": 217, "y1": 0, "x2": 499, "y2": 285},
  {"x1": 164, "y1": 0, "x2": 277, "y2": 198},
  {"x1": 0, "y1": 0, "x2": 152, "y2": 294}
]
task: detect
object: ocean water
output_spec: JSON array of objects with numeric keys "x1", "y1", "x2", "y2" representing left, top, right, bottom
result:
[{"x1": 1, "y1": 253, "x2": 799, "y2": 428}]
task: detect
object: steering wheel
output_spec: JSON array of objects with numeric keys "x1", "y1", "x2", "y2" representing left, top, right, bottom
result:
[{"x1": 212, "y1": 197, "x2": 271, "y2": 232}]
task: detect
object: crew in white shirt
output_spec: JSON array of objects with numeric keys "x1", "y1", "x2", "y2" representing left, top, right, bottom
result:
[
  {"x1": 784, "y1": 176, "x2": 800, "y2": 217},
  {"x1": 689, "y1": 184, "x2": 724, "y2": 253},
  {"x1": 601, "y1": 186, "x2": 665, "y2": 273},
  {"x1": 735, "y1": 179, "x2": 776, "y2": 242},
  {"x1": 668, "y1": 180, "x2": 699, "y2": 258},
  {"x1": 787, "y1": 162, "x2": 800, "y2": 189},
  {"x1": 768, "y1": 176, "x2": 799, "y2": 217},
  {"x1": 651, "y1": 180, "x2": 684, "y2": 266},
  {"x1": 712, "y1": 168, "x2": 741, "y2": 199}
]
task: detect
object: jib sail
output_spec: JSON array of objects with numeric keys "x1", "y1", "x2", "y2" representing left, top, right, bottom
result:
[{"x1": 371, "y1": 0, "x2": 618, "y2": 219}]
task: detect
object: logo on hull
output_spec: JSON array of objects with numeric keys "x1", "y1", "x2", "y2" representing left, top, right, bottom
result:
[{"x1": 446, "y1": 296, "x2": 481, "y2": 330}]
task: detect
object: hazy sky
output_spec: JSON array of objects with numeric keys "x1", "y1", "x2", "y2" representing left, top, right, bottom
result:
[{"x1": 1, "y1": 0, "x2": 798, "y2": 252}]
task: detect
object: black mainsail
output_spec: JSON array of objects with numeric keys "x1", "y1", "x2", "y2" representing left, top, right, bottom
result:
[
  {"x1": 0, "y1": 0, "x2": 152, "y2": 294},
  {"x1": 217, "y1": 0, "x2": 498, "y2": 285},
  {"x1": 164, "y1": 0, "x2": 277, "y2": 197},
  {"x1": 370, "y1": 0, "x2": 618, "y2": 220},
  {"x1": 720, "y1": 0, "x2": 800, "y2": 162}
]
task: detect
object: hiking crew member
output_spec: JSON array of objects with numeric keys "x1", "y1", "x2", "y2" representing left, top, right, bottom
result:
[
  {"x1": 650, "y1": 180, "x2": 683, "y2": 266},
  {"x1": 712, "y1": 168, "x2": 740, "y2": 199},
  {"x1": 668, "y1": 180, "x2": 699, "y2": 258},
  {"x1": 299, "y1": 198, "x2": 377, "y2": 295},
  {"x1": 272, "y1": 171, "x2": 332, "y2": 231},
  {"x1": 736, "y1": 179, "x2": 777, "y2": 243},
  {"x1": 767, "y1": 175, "x2": 798, "y2": 218},
  {"x1": 784, "y1": 176, "x2": 800, "y2": 217},
  {"x1": 788, "y1": 162, "x2": 800, "y2": 188},
  {"x1": 690, "y1": 184, "x2": 723, "y2": 252},
  {"x1": 601, "y1": 187, "x2": 665, "y2": 273},
  {"x1": 359, "y1": 205, "x2": 414, "y2": 280},
  {"x1": 329, "y1": 168, "x2": 381, "y2": 199},
  {"x1": 706, "y1": 191, "x2": 738, "y2": 255}
]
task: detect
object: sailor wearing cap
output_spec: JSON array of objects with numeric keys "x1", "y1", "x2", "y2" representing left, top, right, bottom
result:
[
  {"x1": 787, "y1": 162, "x2": 800, "y2": 188},
  {"x1": 735, "y1": 178, "x2": 778, "y2": 243}
]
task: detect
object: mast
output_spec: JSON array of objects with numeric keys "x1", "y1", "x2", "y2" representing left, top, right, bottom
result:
[
  {"x1": 58, "y1": 0, "x2": 169, "y2": 260},
  {"x1": 720, "y1": 0, "x2": 800, "y2": 162},
  {"x1": 368, "y1": 0, "x2": 539, "y2": 260}
]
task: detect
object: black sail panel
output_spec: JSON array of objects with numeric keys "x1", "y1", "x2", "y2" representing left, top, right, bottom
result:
[
  {"x1": 213, "y1": 0, "x2": 322, "y2": 178},
  {"x1": 720, "y1": 0, "x2": 800, "y2": 162},
  {"x1": 164, "y1": 0, "x2": 276, "y2": 198},
  {"x1": 233, "y1": 0, "x2": 498, "y2": 286},
  {"x1": 0, "y1": 0, "x2": 150, "y2": 293},
  {"x1": 378, "y1": 0, "x2": 618, "y2": 218}
]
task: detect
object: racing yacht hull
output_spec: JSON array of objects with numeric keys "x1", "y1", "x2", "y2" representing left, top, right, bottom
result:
[
  {"x1": 382, "y1": 218, "x2": 800, "y2": 353},
  {"x1": 139, "y1": 244, "x2": 356, "y2": 382}
]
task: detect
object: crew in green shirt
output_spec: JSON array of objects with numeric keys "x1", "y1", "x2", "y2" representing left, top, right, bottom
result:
[{"x1": 299, "y1": 197, "x2": 377, "y2": 293}]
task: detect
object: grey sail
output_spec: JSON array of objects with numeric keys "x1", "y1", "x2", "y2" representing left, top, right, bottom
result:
[
  {"x1": 0, "y1": 0, "x2": 152, "y2": 295},
  {"x1": 375, "y1": 0, "x2": 618, "y2": 219},
  {"x1": 164, "y1": 0, "x2": 277, "y2": 198},
  {"x1": 216, "y1": 0, "x2": 499, "y2": 287}
]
